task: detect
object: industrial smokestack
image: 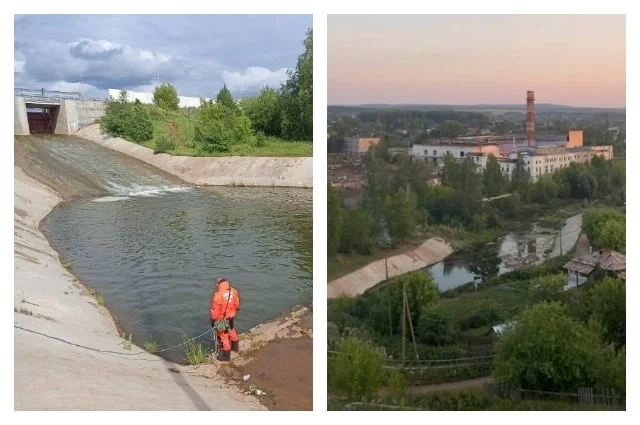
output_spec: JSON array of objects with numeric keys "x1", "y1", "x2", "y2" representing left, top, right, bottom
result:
[{"x1": 526, "y1": 90, "x2": 536, "y2": 147}]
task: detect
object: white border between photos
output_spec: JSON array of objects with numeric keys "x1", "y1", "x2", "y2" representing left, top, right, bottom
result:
[{"x1": 1, "y1": 1, "x2": 637, "y2": 423}]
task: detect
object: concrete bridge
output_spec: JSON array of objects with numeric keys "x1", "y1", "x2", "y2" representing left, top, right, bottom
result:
[{"x1": 14, "y1": 88, "x2": 106, "y2": 135}]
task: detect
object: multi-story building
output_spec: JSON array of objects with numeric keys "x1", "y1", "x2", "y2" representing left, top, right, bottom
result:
[
  {"x1": 411, "y1": 89, "x2": 614, "y2": 183},
  {"x1": 412, "y1": 140, "x2": 500, "y2": 167},
  {"x1": 412, "y1": 133, "x2": 613, "y2": 183}
]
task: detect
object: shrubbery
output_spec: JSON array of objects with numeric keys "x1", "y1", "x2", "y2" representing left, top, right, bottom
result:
[
  {"x1": 583, "y1": 208, "x2": 626, "y2": 252},
  {"x1": 460, "y1": 308, "x2": 503, "y2": 331},
  {"x1": 329, "y1": 338, "x2": 384, "y2": 400},
  {"x1": 493, "y1": 302, "x2": 604, "y2": 391},
  {"x1": 100, "y1": 90, "x2": 153, "y2": 143},
  {"x1": 194, "y1": 101, "x2": 253, "y2": 153},
  {"x1": 153, "y1": 83, "x2": 180, "y2": 111},
  {"x1": 154, "y1": 134, "x2": 177, "y2": 154}
]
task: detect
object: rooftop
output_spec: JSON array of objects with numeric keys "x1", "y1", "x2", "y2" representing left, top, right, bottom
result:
[{"x1": 564, "y1": 250, "x2": 626, "y2": 280}]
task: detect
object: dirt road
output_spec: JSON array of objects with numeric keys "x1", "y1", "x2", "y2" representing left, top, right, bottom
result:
[{"x1": 378, "y1": 376, "x2": 493, "y2": 398}]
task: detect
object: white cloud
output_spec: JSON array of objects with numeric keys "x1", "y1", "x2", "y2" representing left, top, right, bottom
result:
[
  {"x1": 14, "y1": 60, "x2": 25, "y2": 73},
  {"x1": 47, "y1": 81, "x2": 87, "y2": 94},
  {"x1": 222, "y1": 66, "x2": 288, "y2": 92}
]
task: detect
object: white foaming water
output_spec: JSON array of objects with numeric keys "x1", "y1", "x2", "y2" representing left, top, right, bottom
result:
[
  {"x1": 92, "y1": 196, "x2": 131, "y2": 203},
  {"x1": 108, "y1": 184, "x2": 193, "y2": 198}
]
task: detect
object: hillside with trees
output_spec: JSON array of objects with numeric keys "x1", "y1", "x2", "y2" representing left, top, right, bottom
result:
[{"x1": 100, "y1": 29, "x2": 312, "y2": 157}]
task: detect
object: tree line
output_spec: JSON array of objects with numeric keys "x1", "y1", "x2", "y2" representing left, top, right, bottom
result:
[
  {"x1": 100, "y1": 29, "x2": 313, "y2": 153},
  {"x1": 328, "y1": 141, "x2": 626, "y2": 258}
]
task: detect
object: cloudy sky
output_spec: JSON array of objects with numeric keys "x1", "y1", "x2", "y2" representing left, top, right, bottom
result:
[
  {"x1": 15, "y1": 14, "x2": 311, "y2": 99},
  {"x1": 329, "y1": 15, "x2": 625, "y2": 107}
]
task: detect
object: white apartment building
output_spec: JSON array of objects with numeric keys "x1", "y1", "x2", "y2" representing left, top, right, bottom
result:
[{"x1": 413, "y1": 143, "x2": 613, "y2": 183}]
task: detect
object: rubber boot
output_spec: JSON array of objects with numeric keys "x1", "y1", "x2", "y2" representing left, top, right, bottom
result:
[
  {"x1": 217, "y1": 350, "x2": 231, "y2": 361},
  {"x1": 231, "y1": 341, "x2": 239, "y2": 352}
]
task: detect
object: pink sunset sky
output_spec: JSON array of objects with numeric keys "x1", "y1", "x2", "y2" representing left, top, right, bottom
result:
[{"x1": 328, "y1": 15, "x2": 626, "y2": 108}]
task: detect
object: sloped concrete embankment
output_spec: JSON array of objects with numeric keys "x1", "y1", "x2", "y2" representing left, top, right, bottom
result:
[
  {"x1": 328, "y1": 238, "x2": 454, "y2": 299},
  {"x1": 14, "y1": 165, "x2": 264, "y2": 410},
  {"x1": 75, "y1": 124, "x2": 312, "y2": 188}
]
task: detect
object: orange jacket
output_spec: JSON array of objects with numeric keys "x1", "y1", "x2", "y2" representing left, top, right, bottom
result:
[{"x1": 210, "y1": 280, "x2": 240, "y2": 321}]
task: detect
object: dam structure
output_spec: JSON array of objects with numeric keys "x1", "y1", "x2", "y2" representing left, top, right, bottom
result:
[{"x1": 14, "y1": 88, "x2": 106, "y2": 136}]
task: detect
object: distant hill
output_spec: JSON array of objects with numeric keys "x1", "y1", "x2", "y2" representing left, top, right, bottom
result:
[{"x1": 328, "y1": 103, "x2": 626, "y2": 118}]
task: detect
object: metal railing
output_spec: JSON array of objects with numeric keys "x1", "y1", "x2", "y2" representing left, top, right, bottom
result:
[{"x1": 14, "y1": 88, "x2": 103, "y2": 103}]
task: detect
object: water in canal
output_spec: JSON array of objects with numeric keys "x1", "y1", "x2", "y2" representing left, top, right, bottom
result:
[
  {"x1": 428, "y1": 216, "x2": 582, "y2": 292},
  {"x1": 37, "y1": 136, "x2": 312, "y2": 363}
]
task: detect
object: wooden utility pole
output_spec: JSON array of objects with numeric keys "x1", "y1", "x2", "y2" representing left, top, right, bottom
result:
[
  {"x1": 404, "y1": 294, "x2": 420, "y2": 362},
  {"x1": 559, "y1": 228, "x2": 563, "y2": 256},
  {"x1": 401, "y1": 279, "x2": 406, "y2": 368},
  {"x1": 386, "y1": 250, "x2": 392, "y2": 337}
]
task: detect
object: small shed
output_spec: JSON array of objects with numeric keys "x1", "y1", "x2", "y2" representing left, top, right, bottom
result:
[{"x1": 563, "y1": 249, "x2": 626, "y2": 286}]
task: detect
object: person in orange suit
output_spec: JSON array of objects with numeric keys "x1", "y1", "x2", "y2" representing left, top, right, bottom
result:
[{"x1": 210, "y1": 276, "x2": 240, "y2": 361}]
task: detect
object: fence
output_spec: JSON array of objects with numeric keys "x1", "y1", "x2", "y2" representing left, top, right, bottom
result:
[
  {"x1": 484, "y1": 382, "x2": 625, "y2": 409},
  {"x1": 15, "y1": 88, "x2": 103, "y2": 103},
  {"x1": 343, "y1": 402, "x2": 424, "y2": 411}
]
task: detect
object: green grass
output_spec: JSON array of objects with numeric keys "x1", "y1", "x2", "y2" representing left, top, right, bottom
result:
[
  {"x1": 143, "y1": 339, "x2": 159, "y2": 353},
  {"x1": 181, "y1": 334, "x2": 208, "y2": 365},
  {"x1": 141, "y1": 106, "x2": 312, "y2": 157},
  {"x1": 95, "y1": 292, "x2": 105, "y2": 306},
  {"x1": 424, "y1": 226, "x2": 500, "y2": 250},
  {"x1": 120, "y1": 333, "x2": 133, "y2": 351},
  {"x1": 61, "y1": 259, "x2": 73, "y2": 270},
  {"x1": 433, "y1": 280, "x2": 532, "y2": 324}
]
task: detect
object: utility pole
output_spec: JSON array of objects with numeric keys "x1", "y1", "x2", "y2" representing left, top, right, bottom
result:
[
  {"x1": 157, "y1": 73, "x2": 160, "y2": 85},
  {"x1": 80, "y1": 74, "x2": 84, "y2": 98},
  {"x1": 560, "y1": 228, "x2": 563, "y2": 256},
  {"x1": 386, "y1": 249, "x2": 392, "y2": 338},
  {"x1": 401, "y1": 279, "x2": 406, "y2": 368}
]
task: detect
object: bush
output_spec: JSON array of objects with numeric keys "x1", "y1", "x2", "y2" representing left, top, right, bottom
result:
[
  {"x1": 328, "y1": 296, "x2": 356, "y2": 335},
  {"x1": 241, "y1": 87, "x2": 282, "y2": 137},
  {"x1": 417, "y1": 311, "x2": 459, "y2": 346},
  {"x1": 588, "y1": 277, "x2": 626, "y2": 348},
  {"x1": 329, "y1": 338, "x2": 384, "y2": 400},
  {"x1": 254, "y1": 131, "x2": 267, "y2": 148},
  {"x1": 388, "y1": 370, "x2": 405, "y2": 405},
  {"x1": 154, "y1": 134, "x2": 177, "y2": 154},
  {"x1": 493, "y1": 302, "x2": 603, "y2": 391},
  {"x1": 100, "y1": 91, "x2": 153, "y2": 143},
  {"x1": 339, "y1": 207, "x2": 377, "y2": 255},
  {"x1": 365, "y1": 272, "x2": 439, "y2": 337},
  {"x1": 460, "y1": 308, "x2": 503, "y2": 331},
  {"x1": 153, "y1": 83, "x2": 180, "y2": 111},
  {"x1": 583, "y1": 208, "x2": 625, "y2": 252},
  {"x1": 194, "y1": 101, "x2": 253, "y2": 153}
]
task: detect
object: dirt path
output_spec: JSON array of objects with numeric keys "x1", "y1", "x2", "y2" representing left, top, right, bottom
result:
[
  {"x1": 194, "y1": 306, "x2": 313, "y2": 411},
  {"x1": 166, "y1": 121, "x2": 185, "y2": 149},
  {"x1": 378, "y1": 376, "x2": 493, "y2": 397}
]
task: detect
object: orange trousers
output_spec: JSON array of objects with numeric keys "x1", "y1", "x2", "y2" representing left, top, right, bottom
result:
[{"x1": 216, "y1": 318, "x2": 239, "y2": 351}]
